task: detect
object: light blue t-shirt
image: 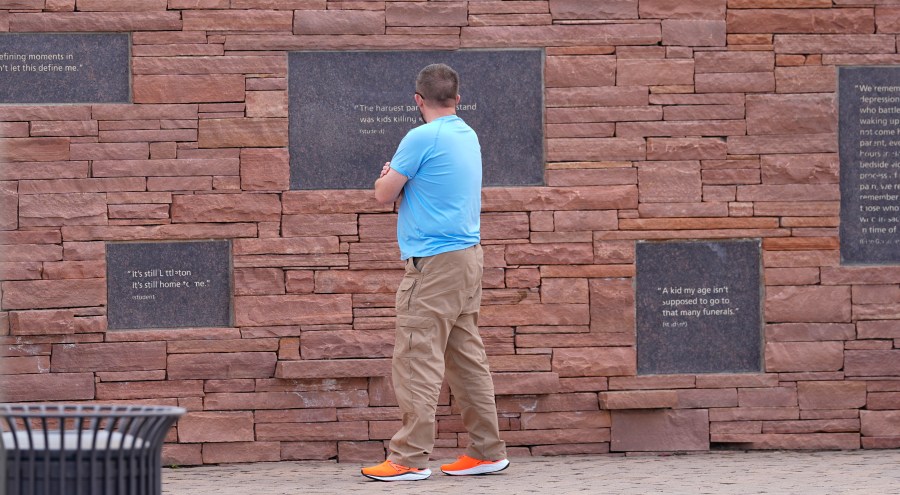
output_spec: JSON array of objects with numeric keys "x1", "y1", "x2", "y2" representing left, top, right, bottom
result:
[{"x1": 389, "y1": 114, "x2": 482, "y2": 260}]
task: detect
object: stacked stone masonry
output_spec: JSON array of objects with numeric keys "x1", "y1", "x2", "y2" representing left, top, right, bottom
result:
[{"x1": 1, "y1": 0, "x2": 899, "y2": 465}]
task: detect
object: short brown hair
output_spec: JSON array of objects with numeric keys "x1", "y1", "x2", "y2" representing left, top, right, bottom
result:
[{"x1": 415, "y1": 63, "x2": 459, "y2": 108}]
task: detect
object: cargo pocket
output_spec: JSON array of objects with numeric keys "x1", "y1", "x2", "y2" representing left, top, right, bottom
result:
[
  {"x1": 394, "y1": 314, "x2": 434, "y2": 359},
  {"x1": 395, "y1": 276, "x2": 418, "y2": 312}
]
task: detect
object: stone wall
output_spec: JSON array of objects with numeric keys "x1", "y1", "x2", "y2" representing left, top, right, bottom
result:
[{"x1": 1, "y1": 0, "x2": 899, "y2": 465}]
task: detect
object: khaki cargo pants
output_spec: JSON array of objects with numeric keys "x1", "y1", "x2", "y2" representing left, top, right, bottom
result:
[{"x1": 387, "y1": 244, "x2": 507, "y2": 468}]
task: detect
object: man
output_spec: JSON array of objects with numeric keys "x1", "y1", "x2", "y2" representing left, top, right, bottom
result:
[{"x1": 361, "y1": 63, "x2": 509, "y2": 482}]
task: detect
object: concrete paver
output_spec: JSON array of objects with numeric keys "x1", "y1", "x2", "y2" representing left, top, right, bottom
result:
[{"x1": 162, "y1": 449, "x2": 900, "y2": 495}]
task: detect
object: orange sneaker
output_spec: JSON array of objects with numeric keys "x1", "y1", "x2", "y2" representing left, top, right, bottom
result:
[
  {"x1": 440, "y1": 455, "x2": 510, "y2": 476},
  {"x1": 361, "y1": 460, "x2": 432, "y2": 481}
]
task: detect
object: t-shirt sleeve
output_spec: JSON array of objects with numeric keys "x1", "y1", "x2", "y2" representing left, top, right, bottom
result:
[{"x1": 390, "y1": 127, "x2": 431, "y2": 179}]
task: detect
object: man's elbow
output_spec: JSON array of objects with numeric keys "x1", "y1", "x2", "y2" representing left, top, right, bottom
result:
[{"x1": 373, "y1": 188, "x2": 396, "y2": 205}]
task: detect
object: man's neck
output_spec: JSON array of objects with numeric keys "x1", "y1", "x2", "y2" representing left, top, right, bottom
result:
[{"x1": 422, "y1": 106, "x2": 456, "y2": 123}]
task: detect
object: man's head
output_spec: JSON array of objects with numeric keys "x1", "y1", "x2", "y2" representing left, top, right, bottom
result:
[{"x1": 415, "y1": 63, "x2": 459, "y2": 108}]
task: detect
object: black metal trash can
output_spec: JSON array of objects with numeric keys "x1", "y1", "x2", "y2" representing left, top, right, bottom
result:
[{"x1": 1, "y1": 404, "x2": 185, "y2": 495}]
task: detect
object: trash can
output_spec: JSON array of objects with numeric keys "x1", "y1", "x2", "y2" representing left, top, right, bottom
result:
[{"x1": 1, "y1": 403, "x2": 185, "y2": 495}]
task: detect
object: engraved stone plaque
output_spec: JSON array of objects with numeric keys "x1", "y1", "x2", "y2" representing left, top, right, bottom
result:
[
  {"x1": 839, "y1": 67, "x2": 900, "y2": 264},
  {"x1": 106, "y1": 241, "x2": 232, "y2": 330},
  {"x1": 0, "y1": 33, "x2": 130, "y2": 104},
  {"x1": 289, "y1": 50, "x2": 544, "y2": 189},
  {"x1": 636, "y1": 240, "x2": 763, "y2": 374}
]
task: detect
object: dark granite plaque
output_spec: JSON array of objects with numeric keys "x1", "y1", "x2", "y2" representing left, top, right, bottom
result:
[
  {"x1": 839, "y1": 67, "x2": 900, "y2": 264},
  {"x1": 106, "y1": 241, "x2": 232, "y2": 330},
  {"x1": 289, "y1": 50, "x2": 544, "y2": 189},
  {"x1": 636, "y1": 240, "x2": 762, "y2": 374},
  {"x1": 0, "y1": 33, "x2": 130, "y2": 104}
]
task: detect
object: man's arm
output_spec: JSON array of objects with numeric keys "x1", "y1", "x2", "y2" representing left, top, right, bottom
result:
[{"x1": 374, "y1": 162, "x2": 408, "y2": 205}]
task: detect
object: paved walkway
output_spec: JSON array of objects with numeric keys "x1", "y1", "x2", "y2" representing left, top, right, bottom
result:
[{"x1": 162, "y1": 449, "x2": 900, "y2": 495}]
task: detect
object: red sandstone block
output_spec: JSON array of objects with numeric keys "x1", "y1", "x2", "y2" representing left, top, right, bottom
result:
[
  {"x1": 107, "y1": 204, "x2": 169, "y2": 220},
  {"x1": 589, "y1": 278, "x2": 634, "y2": 333},
  {"x1": 612, "y1": 409, "x2": 709, "y2": 451},
  {"x1": 746, "y1": 94, "x2": 836, "y2": 135},
  {"x1": 662, "y1": 19, "x2": 725, "y2": 46},
  {"x1": 314, "y1": 270, "x2": 403, "y2": 294},
  {"x1": 695, "y1": 72, "x2": 775, "y2": 93},
  {"x1": 198, "y1": 118, "x2": 287, "y2": 148},
  {"x1": 235, "y1": 294, "x2": 352, "y2": 326},
  {"x1": 386, "y1": 2, "x2": 467, "y2": 27},
  {"x1": 639, "y1": 0, "x2": 725, "y2": 19},
  {"x1": 294, "y1": 10, "x2": 384, "y2": 35},
  {"x1": 0, "y1": 356, "x2": 50, "y2": 375},
  {"x1": 275, "y1": 359, "x2": 391, "y2": 379},
  {"x1": 179, "y1": 411, "x2": 254, "y2": 443},
  {"x1": 51, "y1": 342, "x2": 165, "y2": 372},
  {"x1": 480, "y1": 303, "x2": 589, "y2": 327},
  {"x1": 257, "y1": 421, "x2": 369, "y2": 442},
  {"x1": 738, "y1": 387, "x2": 798, "y2": 408},
  {"x1": 763, "y1": 419, "x2": 860, "y2": 434},
  {"x1": 285, "y1": 270, "x2": 314, "y2": 293},
  {"x1": 775, "y1": 66, "x2": 836, "y2": 93},
  {"x1": 168, "y1": 352, "x2": 277, "y2": 380},
  {"x1": 712, "y1": 432, "x2": 859, "y2": 450},
  {"x1": 0, "y1": 373, "x2": 94, "y2": 402},
  {"x1": 600, "y1": 390, "x2": 678, "y2": 410},
  {"x1": 737, "y1": 184, "x2": 839, "y2": 202},
  {"x1": 637, "y1": 161, "x2": 701, "y2": 203},
  {"x1": 546, "y1": 86, "x2": 647, "y2": 107},
  {"x1": 765, "y1": 286, "x2": 850, "y2": 323},
  {"x1": 765, "y1": 323, "x2": 854, "y2": 342},
  {"x1": 550, "y1": 0, "x2": 636, "y2": 19},
  {"x1": 540, "y1": 277, "x2": 588, "y2": 304},
  {"x1": 239, "y1": 148, "x2": 290, "y2": 191},
  {"x1": 858, "y1": 321, "x2": 900, "y2": 339},
  {"x1": 99, "y1": 128, "x2": 196, "y2": 143},
  {"x1": 0, "y1": 138, "x2": 69, "y2": 162},
  {"x1": 70, "y1": 143, "x2": 148, "y2": 161},
  {"x1": 552, "y1": 347, "x2": 636, "y2": 377},
  {"x1": 520, "y1": 411, "x2": 610, "y2": 431},
  {"x1": 821, "y1": 266, "x2": 900, "y2": 285},
  {"x1": 162, "y1": 443, "x2": 202, "y2": 467},
  {"x1": 505, "y1": 243, "x2": 593, "y2": 265},
  {"x1": 42, "y1": 260, "x2": 104, "y2": 279},
  {"x1": 0, "y1": 262, "x2": 42, "y2": 280},
  {"x1": 171, "y1": 193, "x2": 280, "y2": 223},
  {"x1": 845, "y1": 350, "x2": 900, "y2": 377},
  {"x1": 548, "y1": 137, "x2": 646, "y2": 161},
  {"x1": 728, "y1": 8, "x2": 874, "y2": 34},
  {"x1": 301, "y1": 330, "x2": 393, "y2": 360},
  {"x1": 9, "y1": 309, "x2": 104, "y2": 336},
  {"x1": 876, "y1": 7, "x2": 900, "y2": 33},
  {"x1": 134, "y1": 75, "x2": 245, "y2": 104},
  {"x1": 552, "y1": 210, "x2": 617, "y2": 232},
  {"x1": 852, "y1": 285, "x2": 900, "y2": 305},
  {"x1": 492, "y1": 372, "x2": 560, "y2": 395},
  {"x1": 728, "y1": 134, "x2": 836, "y2": 154},
  {"x1": 283, "y1": 190, "x2": 390, "y2": 214},
  {"x1": 234, "y1": 268, "x2": 285, "y2": 296},
  {"x1": 694, "y1": 51, "x2": 773, "y2": 73},
  {"x1": 765, "y1": 341, "x2": 844, "y2": 372},
  {"x1": 797, "y1": 381, "x2": 867, "y2": 410},
  {"x1": 617, "y1": 59, "x2": 694, "y2": 86},
  {"x1": 482, "y1": 212, "x2": 530, "y2": 240},
  {"x1": 19, "y1": 193, "x2": 106, "y2": 227},
  {"x1": 0, "y1": 161, "x2": 90, "y2": 181},
  {"x1": 30, "y1": 121, "x2": 98, "y2": 137},
  {"x1": 545, "y1": 55, "x2": 615, "y2": 87},
  {"x1": 245, "y1": 91, "x2": 288, "y2": 118},
  {"x1": 761, "y1": 153, "x2": 838, "y2": 184},
  {"x1": 9, "y1": 12, "x2": 182, "y2": 31},
  {"x1": 502, "y1": 427, "x2": 609, "y2": 446},
  {"x1": 95, "y1": 380, "x2": 203, "y2": 400},
  {"x1": 182, "y1": 10, "x2": 293, "y2": 31},
  {"x1": 482, "y1": 185, "x2": 638, "y2": 212},
  {"x1": 338, "y1": 441, "x2": 386, "y2": 463},
  {"x1": 617, "y1": 120, "x2": 746, "y2": 138},
  {"x1": 861, "y1": 410, "x2": 900, "y2": 437},
  {"x1": 774, "y1": 34, "x2": 895, "y2": 55},
  {"x1": 2, "y1": 278, "x2": 105, "y2": 310},
  {"x1": 676, "y1": 389, "x2": 739, "y2": 408},
  {"x1": 460, "y1": 24, "x2": 661, "y2": 48},
  {"x1": 202, "y1": 442, "x2": 281, "y2": 464},
  {"x1": 146, "y1": 176, "x2": 211, "y2": 191},
  {"x1": 93, "y1": 158, "x2": 238, "y2": 177},
  {"x1": 282, "y1": 214, "x2": 358, "y2": 237},
  {"x1": 709, "y1": 407, "x2": 799, "y2": 422},
  {"x1": 545, "y1": 168, "x2": 636, "y2": 187},
  {"x1": 281, "y1": 441, "x2": 338, "y2": 461},
  {"x1": 646, "y1": 138, "x2": 727, "y2": 160}
]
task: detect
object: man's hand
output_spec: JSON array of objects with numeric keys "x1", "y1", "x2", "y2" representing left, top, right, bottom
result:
[{"x1": 374, "y1": 162, "x2": 408, "y2": 205}]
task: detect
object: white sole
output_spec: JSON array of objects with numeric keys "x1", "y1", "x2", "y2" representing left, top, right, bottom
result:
[
  {"x1": 441, "y1": 459, "x2": 510, "y2": 476},
  {"x1": 362, "y1": 469, "x2": 432, "y2": 482}
]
